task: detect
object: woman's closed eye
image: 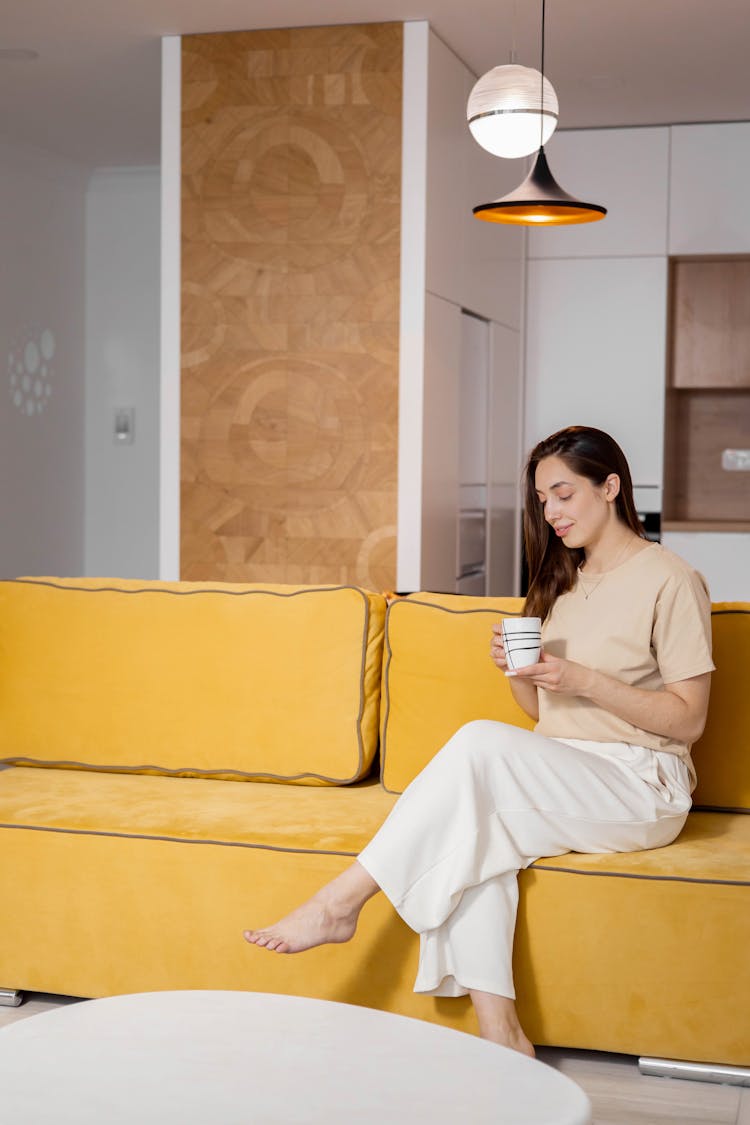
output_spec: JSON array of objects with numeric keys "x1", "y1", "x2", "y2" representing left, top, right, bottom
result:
[{"x1": 537, "y1": 493, "x2": 573, "y2": 506}]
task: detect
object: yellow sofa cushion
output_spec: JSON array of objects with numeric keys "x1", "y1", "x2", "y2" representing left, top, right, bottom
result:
[
  {"x1": 515, "y1": 809, "x2": 750, "y2": 1065},
  {"x1": 380, "y1": 594, "x2": 534, "y2": 793},
  {"x1": 0, "y1": 765, "x2": 397, "y2": 852},
  {"x1": 383, "y1": 594, "x2": 750, "y2": 809},
  {"x1": 0, "y1": 765, "x2": 402, "y2": 1006},
  {"x1": 529, "y1": 806, "x2": 750, "y2": 883},
  {"x1": 0, "y1": 578, "x2": 385, "y2": 785},
  {"x1": 691, "y1": 604, "x2": 750, "y2": 812},
  {"x1": 1, "y1": 765, "x2": 746, "y2": 1064}
]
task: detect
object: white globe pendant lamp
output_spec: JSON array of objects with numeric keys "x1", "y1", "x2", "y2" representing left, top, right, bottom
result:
[
  {"x1": 470, "y1": 0, "x2": 607, "y2": 227},
  {"x1": 467, "y1": 64, "x2": 558, "y2": 159}
]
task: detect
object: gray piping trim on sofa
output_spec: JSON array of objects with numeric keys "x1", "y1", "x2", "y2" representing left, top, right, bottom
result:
[
  {"x1": 692, "y1": 804, "x2": 750, "y2": 815},
  {"x1": 1, "y1": 578, "x2": 381, "y2": 788},
  {"x1": 1, "y1": 759, "x2": 364, "y2": 785},
  {"x1": 530, "y1": 863, "x2": 748, "y2": 888},
  {"x1": 380, "y1": 597, "x2": 522, "y2": 794},
  {"x1": 0, "y1": 821, "x2": 360, "y2": 857},
  {"x1": 2, "y1": 822, "x2": 743, "y2": 887}
]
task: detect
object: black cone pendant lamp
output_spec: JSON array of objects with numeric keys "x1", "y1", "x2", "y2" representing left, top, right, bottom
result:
[{"x1": 472, "y1": 0, "x2": 606, "y2": 227}]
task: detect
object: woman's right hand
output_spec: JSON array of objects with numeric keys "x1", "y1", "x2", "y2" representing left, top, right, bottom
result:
[{"x1": 490, "y1": 623, "x2": 509, "y2": 673}]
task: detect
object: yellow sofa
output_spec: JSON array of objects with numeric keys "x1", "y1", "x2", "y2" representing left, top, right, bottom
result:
[{"x1": 0, "y1": 577, "x2": 747, "y2": 1069}]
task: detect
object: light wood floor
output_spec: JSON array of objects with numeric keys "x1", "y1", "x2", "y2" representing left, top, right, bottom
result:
[{"x1": 1, "y1": 993, "x2": 747, "y2": 1124}]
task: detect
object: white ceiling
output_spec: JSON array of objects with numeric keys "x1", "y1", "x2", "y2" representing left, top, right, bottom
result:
[{"x1": 1, "y1": 0, "x2": 749, "y2": 168}]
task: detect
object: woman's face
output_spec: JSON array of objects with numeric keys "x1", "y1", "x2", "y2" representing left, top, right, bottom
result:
[{"x1": 534, "y1": 455, "x2": 618, "y2": 551}]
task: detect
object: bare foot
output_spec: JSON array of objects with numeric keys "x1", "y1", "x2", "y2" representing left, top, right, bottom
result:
[
  {"x1": 481, "y1": 1024, "x2": 536, "y2": 1057},
  {"x1": 243, "y1": 862, "x2": 379, "y2": 954},
  {"x1": 469, "y1": 990, "x2": 536, "y2": 1057},
  {"x1": 243, "y1": 893, "x2": 359, "y2": 954}
]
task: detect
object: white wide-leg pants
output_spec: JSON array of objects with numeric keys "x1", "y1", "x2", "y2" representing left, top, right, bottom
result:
[{"x1": 358, "y1": 720, "x2": 692, "y2": 999}]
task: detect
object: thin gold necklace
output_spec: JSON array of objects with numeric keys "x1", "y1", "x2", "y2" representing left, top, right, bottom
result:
[{"x1": 577, "y1": 536, "x2": 636, "y2": 600}]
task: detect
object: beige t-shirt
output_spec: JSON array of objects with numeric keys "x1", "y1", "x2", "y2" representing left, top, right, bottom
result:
[{"x1": 535, "y1": 543, "x2": 715, "y2": 782}]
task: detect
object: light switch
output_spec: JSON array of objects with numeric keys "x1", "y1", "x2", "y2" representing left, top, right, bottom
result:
[{"x1": 114, "y1": 407, "x2": 135, "y2": 445}]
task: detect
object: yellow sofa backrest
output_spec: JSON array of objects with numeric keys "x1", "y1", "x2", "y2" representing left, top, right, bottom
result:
[
  {"x1": 692, "y1": 603, "x2": 750, "y2": 812},
  {"x1": 381, "y1": 593, "x2": 750, "y2": 811},
  {"x1": 380, "y1": 594, "x2": 534, "y2": 793},
  {"x1": 0, "y1": 578, "x2": 386, "y2": 786}
]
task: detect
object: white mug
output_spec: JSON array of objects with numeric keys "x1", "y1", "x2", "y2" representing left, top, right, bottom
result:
[{"x1": 501, "y1": 616, "x2": 542, "y2": 676}]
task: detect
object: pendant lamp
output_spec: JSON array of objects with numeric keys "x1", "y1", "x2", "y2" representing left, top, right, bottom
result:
[
  {"x1": 467, "y1": 64, "x2": 558, "y2": 159},
  {"x1": 471, "y1": 0, "x2": 606, "y2": 227}
]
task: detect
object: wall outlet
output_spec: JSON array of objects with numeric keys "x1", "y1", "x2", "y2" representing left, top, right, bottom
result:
[{"x1": 721, "y1": 449, "x2": 750, "y2": 471}]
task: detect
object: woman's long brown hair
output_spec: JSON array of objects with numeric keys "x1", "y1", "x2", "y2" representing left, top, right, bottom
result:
[{"x1": 522, "y1": 426, "x2": 646, "y2": 622}]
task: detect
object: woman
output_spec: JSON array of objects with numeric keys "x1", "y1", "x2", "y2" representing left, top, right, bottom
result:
[{"x1": 244, "y1": 426, "x2": 714, "y2": 1057}]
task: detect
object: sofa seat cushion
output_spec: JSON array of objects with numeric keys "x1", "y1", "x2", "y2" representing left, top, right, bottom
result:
[
  {"x1": 529, "y1": 808, "x2": 750, "y2": 884},
  {"x1": 3, "y1": 769, "x2": 742, "y2": 880},
  {"x1": 0, "y1": 767, "x2": 399, "y2": 854},
  {"x1": 0, "y1": 578, "x2": 386, "y2": 786},
  {"x1": 514, "y1": 810, "x2": 750, "y2": 1064}
]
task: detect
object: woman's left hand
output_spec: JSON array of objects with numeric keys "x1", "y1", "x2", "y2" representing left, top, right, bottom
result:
[{"x1": 513, "y1": 652, "x2": 595, "y2": 697}]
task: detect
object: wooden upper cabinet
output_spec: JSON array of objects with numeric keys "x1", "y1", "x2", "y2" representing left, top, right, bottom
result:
[{"x1": 670, "y1": 257, "x2": 750, "y2": 388}]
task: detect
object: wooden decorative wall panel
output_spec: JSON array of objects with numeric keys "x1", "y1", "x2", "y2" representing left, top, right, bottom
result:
[{"x1": 181, "y1": 25, "x2": 402, "y2": 587}]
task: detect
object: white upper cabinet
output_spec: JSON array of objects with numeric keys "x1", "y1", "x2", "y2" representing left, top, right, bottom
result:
[
  {"x1": 661, "y1": 532, "x2": 750, "y2": 602},
  {"x1": 668, "y1": 123, "x2": 750, "y2": 254},
  {"x1": 423, "y1": 33, "x2": 465, "y2": 308},
  {"x1": 528, "y1": 127, "x2": 670, "y2": 260},
  {"x1": 460, "y1": 69, "x2": 525, "y2": 329},
  {"x1": 525, "y1": 257, "x2": 667, "y2": 488},
  {"x1": 424, "y1": 32, "x2": 523, "y2": 328}
]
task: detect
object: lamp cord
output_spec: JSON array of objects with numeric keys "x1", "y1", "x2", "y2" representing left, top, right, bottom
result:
[
  {"x1": 509, "y1": 0, "x2": 518, "y2": 63},
  {"x1": 539, "y1": 0, "x2": 546, "y2": 150}
]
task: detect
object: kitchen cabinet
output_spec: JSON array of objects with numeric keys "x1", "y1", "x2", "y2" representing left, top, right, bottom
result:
[
  {"x1": 528, "y1": 127, "x2": 669, "y2": 260},
  {"x1": 662, "y1": 532, "x2": 750, "y2": 601},
  {"x1": 669, "y1": 124, "x2": 750, "y2": 255},
  {"x1": 524, "y1": 256, "x2": 667, "y2": 487},
  {"x1": 663, "y1": 255, "x2": 750, "y2": 527}
]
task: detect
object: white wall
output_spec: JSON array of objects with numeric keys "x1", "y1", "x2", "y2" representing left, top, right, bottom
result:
[
  {"x1": 85, "y1": 167, "x2": 161, "y2": 578},
  {"x1": 420, "y1": 292, "x2": 461, "y2": 593},
  {"x1": 0, "y1": 138, "x2": 87, "y2": 577}
]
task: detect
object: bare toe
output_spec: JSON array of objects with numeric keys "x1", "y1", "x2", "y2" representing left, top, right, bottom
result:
[{"x1": 242, "y1": 896, "x2": 358, "y2": 955}]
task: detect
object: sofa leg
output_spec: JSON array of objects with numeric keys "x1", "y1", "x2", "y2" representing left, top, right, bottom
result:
[
  {"x1": 0, "y1": 989, "x2": 23, "y2": 1007},
  {"x1": 638, "y1": 1056, "x2": 750, "y2": 1087}
]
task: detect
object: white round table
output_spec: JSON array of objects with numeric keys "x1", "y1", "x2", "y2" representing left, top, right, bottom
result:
[{"x1": 0, "y1": 991, "x2": 591, "y2": 1124}]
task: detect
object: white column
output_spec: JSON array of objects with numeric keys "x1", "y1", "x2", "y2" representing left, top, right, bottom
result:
[
  {"x1": 159, "y1": 36, "x2": 182, "y2": 580},
  {"x1": 396, "y1": 21, "x2": 429, "y2": 592}
]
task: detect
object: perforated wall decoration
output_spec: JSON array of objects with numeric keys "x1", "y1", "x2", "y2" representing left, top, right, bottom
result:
[{"x1": 7, "y1": 330, "x2": 56, "y2": 417}]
